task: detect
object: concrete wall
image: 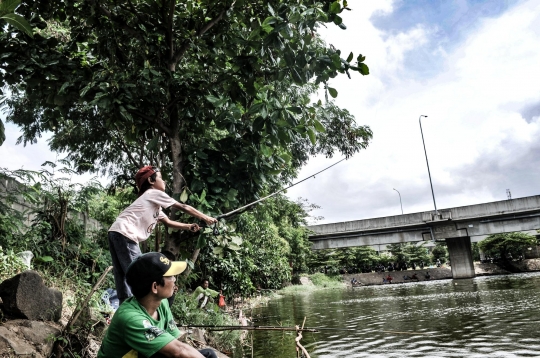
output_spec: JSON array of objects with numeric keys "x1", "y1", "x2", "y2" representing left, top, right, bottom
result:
[{"x1": 0, "y1": 177, "x2": 103, "y2": 233}]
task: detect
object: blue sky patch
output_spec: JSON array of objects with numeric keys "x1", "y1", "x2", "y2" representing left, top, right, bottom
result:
[{"x1": 370, "y1": 0, "x2": 522, "y2": 78}]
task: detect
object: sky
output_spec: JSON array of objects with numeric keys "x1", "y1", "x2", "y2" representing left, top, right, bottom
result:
[{"x1": 2, "y1": 0, "x2": 540, "y2": 224}]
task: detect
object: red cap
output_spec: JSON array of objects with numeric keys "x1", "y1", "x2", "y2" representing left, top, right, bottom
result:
[{"x1": 135, "y1": 165, "x2": 157, "y2": 190}]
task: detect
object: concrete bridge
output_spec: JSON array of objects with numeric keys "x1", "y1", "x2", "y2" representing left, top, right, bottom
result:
[{"x1": 308, "y1": 195, "x2": 540, "y2": 279}]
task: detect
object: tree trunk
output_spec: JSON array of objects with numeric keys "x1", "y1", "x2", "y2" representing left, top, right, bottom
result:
[{"x1": 162, "y1": 133, "x2": 184, "y2": 258}]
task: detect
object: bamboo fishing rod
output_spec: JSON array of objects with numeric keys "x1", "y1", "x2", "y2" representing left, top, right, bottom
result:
[
  {"x1": 179, "y1": 324, "x2": 354, "y2": 332},
  {"x1": 180, "y1": 325, "x2": 428, "y2": 335}
]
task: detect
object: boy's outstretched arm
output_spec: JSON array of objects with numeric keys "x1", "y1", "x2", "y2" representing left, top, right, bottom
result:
[
  {"x1": 171, "y1": 202, "x2": 217, "y2": 225},
  {"x1": 160, "y1": 217, "x2": 200, "y2": 232}
]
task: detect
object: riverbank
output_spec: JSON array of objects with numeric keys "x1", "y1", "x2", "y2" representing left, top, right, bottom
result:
[{"x1": 341, "y1": 259, "x2": 540, "y2": 287}]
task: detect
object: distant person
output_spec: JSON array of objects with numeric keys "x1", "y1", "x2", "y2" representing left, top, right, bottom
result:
[
  {"x1": 193, "y1": 279, "x2": 219, "y2": 308},
  {"x1": 411, "y1": 273, "x2": 418, "y2": 281},
  {"x1": 425, "y1": 271, "x2": 431, "y2": 280},
  {"x1": 386, "y1": 274, "x2": 393, "y2": 284},
  {"x1": 403, "y1": 275, "x2": 411, "y2": 280},
  {"x1": 436, "y1": 259, "x2": 441, "y2": 268}
]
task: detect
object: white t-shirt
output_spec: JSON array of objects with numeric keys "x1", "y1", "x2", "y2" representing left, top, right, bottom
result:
[{"x1": 109, "y1": 189, "x2": 177, "y2": 243}]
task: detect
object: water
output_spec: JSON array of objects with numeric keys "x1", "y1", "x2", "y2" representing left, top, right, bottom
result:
[{"x1": 250, "y1": 272, "x2": 540, "y2": 357}]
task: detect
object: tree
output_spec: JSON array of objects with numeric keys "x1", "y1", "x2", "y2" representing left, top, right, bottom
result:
[
  {"x1": 431, "y1": 242, "x2": 448, "y2": 264},
  {"x1": 1, "y1": 0, "x2": 372, "y2": 263},
  {"x1": 403, "y1": 242, "x2": 430, "y2": 265},
  {"x1": 0, "y1": 0, "x2": 33, "y2": 145},
  {"x1": 387, "y1": 243, "x2": 408, "y2": 266},
  {"x1": 477, "y1": 232, "x2": 536, "y2": 262}
]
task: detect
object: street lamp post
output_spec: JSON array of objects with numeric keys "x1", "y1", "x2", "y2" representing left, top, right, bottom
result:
[
  {"x1": 393, "y1": 188, "x2": 403, "y2": 215},
  {"x1": 419, "y1": 115, "x2": 438, "y2": 215}
]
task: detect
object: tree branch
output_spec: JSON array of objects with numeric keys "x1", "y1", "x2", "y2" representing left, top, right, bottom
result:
[
  {"x1": 92, "y1": 0, "x2": 145, "y2": 43},
  {"x1": 112, "y1": 129, "x2": 139, "y2": 168},
  {"x1": 168, "y1": 0, "x2": 175, "y2": 64},
  {"x1": 127, "y1": 109, "x2": 171, "y2": 136},
  {"x1": 170, "y1": 1, "x2": 236, "y2": 70}
]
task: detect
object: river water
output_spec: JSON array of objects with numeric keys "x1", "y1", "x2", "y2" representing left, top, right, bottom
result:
[{"x1": 250, "y1": 272, "x2": 540, "y2": 357}]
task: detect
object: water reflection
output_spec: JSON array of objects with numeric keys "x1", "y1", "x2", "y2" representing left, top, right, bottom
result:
[{"x1": 251, "y1": 272, "x2": 540, "y2": 358}]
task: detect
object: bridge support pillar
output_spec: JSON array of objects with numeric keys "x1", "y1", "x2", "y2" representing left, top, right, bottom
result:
[{"x1": 445, "y1": 236, "x2": 475, "y2": 279}]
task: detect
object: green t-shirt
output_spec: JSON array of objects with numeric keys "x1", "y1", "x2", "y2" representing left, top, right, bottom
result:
[{"x1": 98, "y1": 297, "x2": 180, "y2": 358}]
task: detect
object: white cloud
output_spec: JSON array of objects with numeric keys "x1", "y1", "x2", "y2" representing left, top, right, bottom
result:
[{"x1": 287, "y1": 0, "x2": 540, "y2": 224}]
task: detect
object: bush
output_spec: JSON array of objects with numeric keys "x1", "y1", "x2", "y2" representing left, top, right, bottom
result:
[
  {"x1": 0, "y1": 247, "x2": 28, "y2": 282},
  {"x1": 309, "y1": 273, "x2": 343, "y2": 288},
  {"x1": 171, "y1": 293, "x2": 243, "y2": 355}
]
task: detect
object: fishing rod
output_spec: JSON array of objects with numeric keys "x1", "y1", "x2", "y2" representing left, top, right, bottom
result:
[
  {"x1": 179, "y1": 324, "x2": 355, "y2": 332},
  {"x1": 216, "y1": 157, "x2": 347, "y2": 221},
  {"x1": 201, "y1": 157, "x2": 347, "y2": 235},
  {"x1": 179, "y1": 325, "x2": 427, "y2": 335}
]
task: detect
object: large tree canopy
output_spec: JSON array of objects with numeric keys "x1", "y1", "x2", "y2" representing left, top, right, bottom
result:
[{"x1": 1, "y1": 0, "x2": 373, "y2": 257}]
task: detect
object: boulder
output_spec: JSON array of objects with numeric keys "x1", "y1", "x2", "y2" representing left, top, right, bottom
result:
[
  {"x1": 0, "y1": 319, "x2": 62, "y2": 357},
  {"x1": 0, "y1": 270, "x2": 63, "y2": 321}
]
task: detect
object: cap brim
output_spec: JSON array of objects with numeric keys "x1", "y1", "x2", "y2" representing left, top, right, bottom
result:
[{"x1": 164, "y1": 261, "x2": 187, "y2": 276}]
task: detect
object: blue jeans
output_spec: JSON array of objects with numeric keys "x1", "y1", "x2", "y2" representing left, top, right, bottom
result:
[{"x1": 108, "y1": 231, "x2": 141, "y2": 303}]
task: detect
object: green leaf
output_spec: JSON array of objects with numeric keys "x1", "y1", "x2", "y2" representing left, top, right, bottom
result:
[
  {"x1": 230, "y1": 236, "x2": 243, "y2": 245},
  {"x1": 313, "y1": 119, "x2": 326, "y2": 133},
  {"x1": 227, "y1": 188, "x2": 238, "y2": 201},
  {"x1": 36, "y1": 256, "x2": 54, "y2": 263},
  {"x1": 0, "y1": 119, "x2": 5, "y2": 146},
  {"x1": 280, "y1": 153, "x2": 292, "y2": 163},
  {"x1": 287, "y1": 106, "x2": 302, "y2": 114},
  {"x1": 261, "y1": 16, "x2": 277, "y2": 33},
  {"x1": 196, "y1": 234, "x2": 207, "y2": 249},
  {"x1": 180, "y1": 188, "x2": 188, "y2": 203},
  {"x1": 146, "y1": 136, "x2": 159, "y2": 152},
  {"x1": 200, "y1": 189, "x2": 206, "y2": 202},
  {"x1": 213, "y1": 246, "x2": 223, "y2": 255},
  {"x1": 307, "y1": 128, "x2": 316, "y2": 145},
  {"x1": 253, "y1": 117, "x2": 265, "y2": 131},
  {"x1": 359, "y1": 63, "x2": 369, "y2": 75},
  {"x1": 346, "y1": 52, "x2": 354, "y2": 63},
  {"x1": 291, "y1": 68, "x2": 303, "y2": 84},
  {"x1": 333, "y1": 15, "x2": 342, "y2": 25},
  {"x1": 0, "y1": 0, "x2": 21, "y2": 13},
  {"x1": 331, "y1": 54, "x2": 341, "y2": 69},
  {"x1": 328, "y1": 87, "x2": 338, "y2": 98},
  {"x1": 329, "y1": 1, "x2": 341, "y2": 14},
  {"x1": 206, "y1": 95, "x2": 221, "y2": 105},
  {"x1": 228, "y1": 243, "x2": 241, "y2": 251},
  {"x1": 1, "y1": 13, "x2": 33, "y2": 37},
  {"x1": 267, "y1": 3, "x2": 275, "y2": 16}
]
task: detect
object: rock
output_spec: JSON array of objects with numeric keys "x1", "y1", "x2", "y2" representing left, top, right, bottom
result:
[
  {"x1": 190, "y1": 328, "x2": 207, "y2": 345},
  {"x1": 0, "y1": 270, "x2": 63, "y2": 321},
  {"x1": 178, "y1": 329, "x2": 189, "y2": 342},
  {"x1": 0, "y1": 320, "x2": 61, "y2": 357}
]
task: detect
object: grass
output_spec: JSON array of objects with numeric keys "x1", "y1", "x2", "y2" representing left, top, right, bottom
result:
[
  {"x1": 171, "y1": 293, "x2": 244, "y2": 357},
  {"x1": 279, "y1": 273, "x2": 345, "y2": 295}
]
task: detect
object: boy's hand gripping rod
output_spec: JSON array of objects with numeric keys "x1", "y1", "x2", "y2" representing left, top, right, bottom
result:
[{"x1": 207, "y1": 158, "x2": 347, "y2": 235}]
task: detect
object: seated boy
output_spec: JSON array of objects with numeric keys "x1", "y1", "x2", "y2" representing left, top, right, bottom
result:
[{"x1": 98, "y1": 253, "x2": 217, "y2": 358}]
